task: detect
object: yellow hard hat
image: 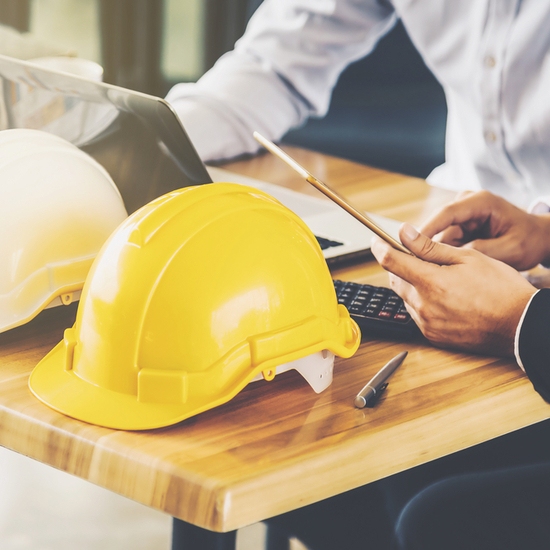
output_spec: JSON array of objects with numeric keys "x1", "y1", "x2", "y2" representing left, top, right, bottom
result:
[{"x1": 29, "y1": 183, "x2": 360, "y2": 430}]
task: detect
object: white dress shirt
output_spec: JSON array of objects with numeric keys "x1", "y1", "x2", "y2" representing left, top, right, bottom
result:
[{"x1": 166, "y1": 0, "x2": 550, "y2": 208}]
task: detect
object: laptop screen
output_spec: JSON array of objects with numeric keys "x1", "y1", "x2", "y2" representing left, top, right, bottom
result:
[{"x1": 0, "y1": 54, "x2": 212, "y2": 214}]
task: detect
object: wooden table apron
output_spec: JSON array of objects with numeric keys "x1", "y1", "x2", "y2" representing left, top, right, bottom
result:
[{"x1": 1, "y1": 148, "x2": 549, "y2": 533}]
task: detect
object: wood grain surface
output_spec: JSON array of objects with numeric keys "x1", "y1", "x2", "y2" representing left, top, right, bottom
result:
[{"x1": 1, "y1": 148, "x2": 549, "y2": 532}]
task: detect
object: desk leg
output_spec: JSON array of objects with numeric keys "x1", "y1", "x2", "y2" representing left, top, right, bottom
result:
[{"x1": 171, "y1": 518, "x2": 237, "y2": 550}]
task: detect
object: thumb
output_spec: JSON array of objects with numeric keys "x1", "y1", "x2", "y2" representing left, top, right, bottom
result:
[{"x1": 400, "y1": 223, "x2": 464, "y2": 266}]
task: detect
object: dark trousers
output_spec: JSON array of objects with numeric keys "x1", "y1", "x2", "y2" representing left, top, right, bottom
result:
[
  {"x1": 265, "y1": 420, "x2": 550, "y2": 549},
  {"x1": 395, "y1": 461, "x2": 550, "y2": 550}
]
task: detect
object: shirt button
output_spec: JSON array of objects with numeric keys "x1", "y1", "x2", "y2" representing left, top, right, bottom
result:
[
  {"x1": 484, "y1": 130, "x2": 497, "y2": 143},
  {"x1": 484, "y1": 55, "x2": 496, "y2": 68}
]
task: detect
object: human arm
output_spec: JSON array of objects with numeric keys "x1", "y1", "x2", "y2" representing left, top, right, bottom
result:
[
  {"x1": 165, "y1": 0, "x2": 397, "y2": 162},
  {"x1": 370, "y1": 223, "x2": 537, "y2": 356},
  {"x1": 419, "y1": 190, "x2": 550, "y2": 271}
]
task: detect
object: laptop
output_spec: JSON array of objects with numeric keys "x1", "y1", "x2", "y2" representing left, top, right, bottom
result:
[{"x1": 0, "y1": 53, "x2": 401, "y2": 266}]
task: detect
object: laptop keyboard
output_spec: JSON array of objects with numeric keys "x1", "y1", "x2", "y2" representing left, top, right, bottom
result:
[{"x1": 316, "y1": 236, "x2": 344, "y2": 250}]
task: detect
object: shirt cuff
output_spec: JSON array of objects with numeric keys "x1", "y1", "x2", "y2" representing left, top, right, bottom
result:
[
  {"x1": 526, "y1": 197, "x2": 550, "y2": 268},
  {"x1": 528, "y1": 196, "x2": 550, "y2": 214}
]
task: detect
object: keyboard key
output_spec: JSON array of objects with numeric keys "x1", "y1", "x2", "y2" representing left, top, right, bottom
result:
[
  {"x1": 393, "y1": 313, "x2": 410, "y2": 322},
  {"x1": 378, "y1": 310, "x2": 393, "y2": 318},
  {"x1": 333, "y1": 279, "x2": 418, "y2": 339}
]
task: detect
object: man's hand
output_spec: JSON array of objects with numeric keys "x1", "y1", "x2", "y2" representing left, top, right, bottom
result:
[
  {"x1": 420, "y1": 190, "x2": 550, "y2": 271},
  {"x1": 371, "y1": 223, "x2": 537, "y2": 356}
]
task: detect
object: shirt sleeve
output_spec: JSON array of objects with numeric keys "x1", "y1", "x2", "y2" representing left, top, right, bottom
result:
[
  {"x1": 526, "y1": 197, "x2": 550, "y2": 268},
  {"x1": 529, "y1": 196, "x2": 550, "y2": 215},
  {"x1": 165, "y1": 0, "x2": 397, "y2": 162},
  {"x1": 515, "y1": 288, "x2": 550, "y2": 402}
]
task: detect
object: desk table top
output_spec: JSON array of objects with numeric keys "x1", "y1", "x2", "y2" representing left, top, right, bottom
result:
[{"x1": 1, "y1": 148, "x2": 548, "y2": 532}]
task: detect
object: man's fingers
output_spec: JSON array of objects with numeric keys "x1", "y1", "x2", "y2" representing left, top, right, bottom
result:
[
  {"x1": 399, "y1": 223, "x2": 465, "y2": 265},
  {"x1": 388, "y1": 272, "x2": 415, "y2": 304},
  {"x1": 463, "y1": 237, "x2": 501, "y2": 255},
  {"x1": 371, "y1": 225, "x2": 464, "y2": 288},
  {"x1": 420, "y1": 205, "x2": 459, "y2": 238},
  {"x1": 462, "y1": 236, "x2": 521, "y2": 267},
  {"x1": 371, "y1": 236, "x2": 424, "y2": 286},
  {"x1": 421, "y1": 195, "x2": 491, "y2": 238},
  {"x1": 435, "y1": 225, "x2": 465, "y2": 245}
]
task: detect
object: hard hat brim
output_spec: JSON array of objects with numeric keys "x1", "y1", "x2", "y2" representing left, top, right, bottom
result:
[
  {"x1": 29, "y1": 341, "x2": 201, "y2": 430},
  {"x1": 30, "y1": 307, "x2": 361, "y2": 431}
]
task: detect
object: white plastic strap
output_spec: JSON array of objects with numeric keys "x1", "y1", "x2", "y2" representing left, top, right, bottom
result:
[{"x1": 251, "y1": 350, "x2": 335, "y2": 393}]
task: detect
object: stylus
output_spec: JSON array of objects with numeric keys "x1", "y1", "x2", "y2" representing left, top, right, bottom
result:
[{"x1": 253, "y1": 131, "x2": 412, "y2": 255}]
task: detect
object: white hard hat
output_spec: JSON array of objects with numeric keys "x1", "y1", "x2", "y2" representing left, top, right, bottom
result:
[{"x1": 0, "y1": 128, "x2": 128, "y2": 333}]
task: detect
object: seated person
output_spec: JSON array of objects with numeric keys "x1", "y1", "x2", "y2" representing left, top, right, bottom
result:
[
  {"x1": 167, "y1": 1, "x2": 550, "y2": 209},
  {"x1": 267, "y1": 192, "x2": 550, "y2": 550},
  {"x1": 370, "y1": 189, "x2": 550, "y2": 549},
  {"x1": 164, "y1": 1, "x2": 550, "y2": 546}
]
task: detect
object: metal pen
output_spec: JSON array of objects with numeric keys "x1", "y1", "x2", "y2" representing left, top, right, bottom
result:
[{"x1": 354, "y1": 351, "x2": 408, "y2": 408}]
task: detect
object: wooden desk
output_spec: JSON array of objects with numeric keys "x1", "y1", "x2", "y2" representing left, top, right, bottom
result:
[{"x1": 1, "y1": 149, "x2": 549, "y2": 547}]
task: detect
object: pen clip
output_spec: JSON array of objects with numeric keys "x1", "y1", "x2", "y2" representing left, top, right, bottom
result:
[{"x1": 364, "y1": 382, "x2": 388, "y2": 408}]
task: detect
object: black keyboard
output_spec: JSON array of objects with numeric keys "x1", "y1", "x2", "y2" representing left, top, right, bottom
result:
[{"x1": 333, "y1": 280, "x2": 419, "y2": 339}]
